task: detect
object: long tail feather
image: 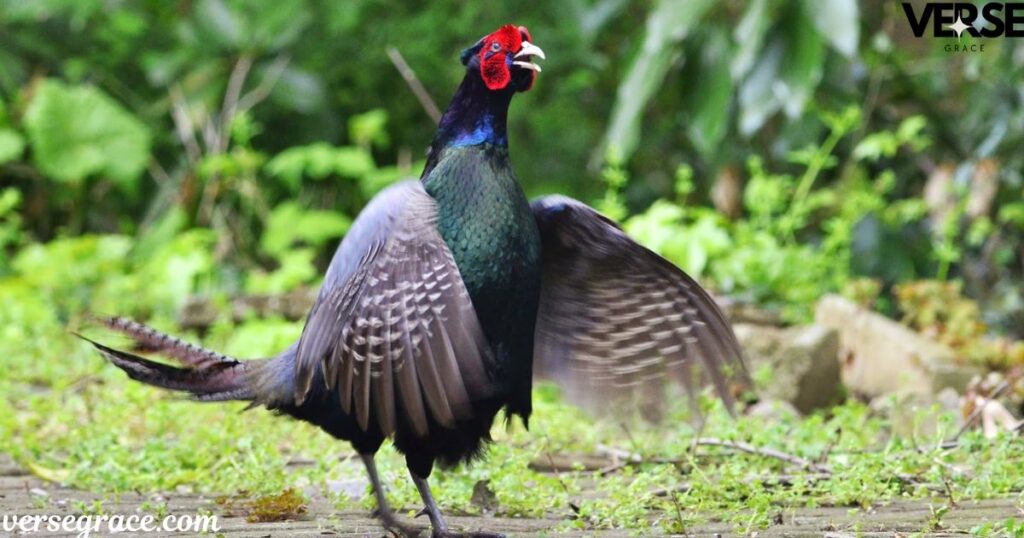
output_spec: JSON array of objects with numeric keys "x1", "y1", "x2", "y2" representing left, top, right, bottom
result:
[
  {"x1": 78, "y1": 318, "x2": 260, "y2": 402},
  {"x1": 91, "y1": 316, "x2": 235, "y2": 369}
]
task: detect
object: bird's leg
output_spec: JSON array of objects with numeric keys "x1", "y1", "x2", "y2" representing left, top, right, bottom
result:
[
  {"x1": 360, "y1": 453, "x2": 408, "y2": 534},
  {"x1": 410, "y1": 471, "x2": 449, "y2": 537}
]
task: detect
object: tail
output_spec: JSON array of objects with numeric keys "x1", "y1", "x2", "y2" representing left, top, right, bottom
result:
[{"x1": 79, "y1": 316, "x2": 263, "y2": 402}]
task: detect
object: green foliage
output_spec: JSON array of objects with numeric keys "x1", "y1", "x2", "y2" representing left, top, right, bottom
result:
[
  {"x1": 0, "y1": 98, "x2": 21, "y2": 165},
  {"x1": 266, "y1": 143, "x2": 375, "y2": 189},
  {"x1": 259, "y1": 201, "x2": 350, "y2": 258},
  {"x1": 620, "y1": 107, "x2": 926, "y2": 321},
  {"x1": 895, "y1": 280, "x2": 1024, "y2": 369},
  {"x1": 0, "y1": 187, "x2": 25, "y2": 270},
  {"x1": 602, "y1": 0, "x2": 714, "y2": 161},
  {"x1": 23, "y1": 80, "x2": 150, "y2": 187}
]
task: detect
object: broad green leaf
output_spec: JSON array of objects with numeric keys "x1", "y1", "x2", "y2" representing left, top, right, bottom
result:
[
  {"x1": 684, "y1": 30, "x2": 733, "y2": 157},
  {"x1": 738, "y1": 4, "x2": 824, "y2": 134},
  {"x1": 738, "y1": 39, "x2": 783, "y2": 135},
  {"x1": 0, "y1": 128, "x2": 25, "y2": 165},
  {"x1": 23, "y1": 80, "x2": 150, "y2": 187},
  {"x1": 780, "y1": 5, "x2": 825, "y2": 118},
  {"x1": 601, "y1": 0, "x2": 714, "y2": 163},
  {"x1": 731, "y1": 0, "x2": 778, "y2": 79},
  {"x1": 803, "y1": 0, "x2": 859, "y2": 58}
]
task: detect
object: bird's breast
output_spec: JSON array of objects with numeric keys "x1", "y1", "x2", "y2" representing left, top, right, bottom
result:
[{"x1": 423, "y1": 148, "x2": 542, "y2": 354}]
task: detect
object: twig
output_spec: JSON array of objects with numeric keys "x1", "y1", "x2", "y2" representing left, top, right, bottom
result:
[
  {"x1": 169, "y1": 85, "x2": 202, "y2": 165},
  {"x1": 948, "y1": 379, "x2": 1011, "y2": 442},
  {"x1": 217, "y1": 54, "x2": 254, "y2": 154},
  {"x1": 694, "y1": 438, "x2": 831, "y2": 473},
  {"x1": 386, "y1": 46, "x2": 442, "y2": 124},
  {"x1": 236, "y1": 54, "x2": 291, "y2": 112}
]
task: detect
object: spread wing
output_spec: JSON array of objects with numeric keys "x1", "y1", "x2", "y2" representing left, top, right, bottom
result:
[
  {"x1": 531, "y1": 196, "x2": 749, "y2": 414},
  {"x1": 294, "y1": 181, "x2": 494, "y2": 438}
]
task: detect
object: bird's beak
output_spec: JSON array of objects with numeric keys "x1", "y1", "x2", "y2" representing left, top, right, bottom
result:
[{"x1": 513, "y1": 41, "x2": 545, "y2": 73}]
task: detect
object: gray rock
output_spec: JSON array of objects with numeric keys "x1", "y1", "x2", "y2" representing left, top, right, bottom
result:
[
  {"x1": 815, "y1": 295, "x2": 983, "y2": 398},
  {"x1": 735, "y1": 323, "x2": 842, "y2": 414}
]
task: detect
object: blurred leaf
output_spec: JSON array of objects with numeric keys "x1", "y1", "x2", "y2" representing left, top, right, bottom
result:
[
  {"x1": 803, "y1": 0, "x2": 859, "y2": 58},
  {"x1": 246, "y1": 248, "x2": 317, "y2": 294},
  {"x1": 135, "y1": 229, "x2": 217, "y2": 311},
  {"x1": 576, "y1": 0, "x2": 628, "y2": 42},
  {"x1": 193, "y1": 0, "x2": 243, "y2": 50},
  {"x1": 684, "y1": 30, "x2": 732, "y2": 157},
  {"x1": 853, "y1": 132, "x2": 898, "y2": 162},
  {"x1": 266, "y1": 143, "x2": 374, "y2": 189},
  {"x1": 601, "y1": 0, "x2": 714, "y2": 163},
  {"x1": 738, "y1": 4, "x2": 824, "y2": 133},
  {"x1": 360, "y1": 165, "x2": 419, "y2": 199},
  {"x1": 731, "y1": 0, "x2": 778, "y2": 79},
  {"x1": 348, "y1": 109, "x2": 389, "y2": 149},
  {"x1": 260, "y1": 201, "x2": 350, "y2": 257},
  {"x1": 779, "y1": 6, "x2": 825, "y2": 118},
  {"x1": 0, "y1": 128, "x2": 25, "y2": 165},
  {"x1": 23, "y1": 80, "x2": 150, "y2": 187},
  {"x1": 269, "y1": 65, "x2": 326, "y2": 113},
  {"x1": 27, "y1": 461, "x2": 70, "y2": 483},
  {"x1": 738, "y1": 39, "x2": 783, "y2": 135}
]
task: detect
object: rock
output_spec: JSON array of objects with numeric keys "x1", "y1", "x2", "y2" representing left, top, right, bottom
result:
[
  {"x1": 735, "y1": 323, "x2": 841, "y2": 414},
  {"x1": 815, "y1": 295, "x2": 983, "y2": 398}
]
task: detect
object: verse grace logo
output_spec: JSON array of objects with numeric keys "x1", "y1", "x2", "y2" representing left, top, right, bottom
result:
[{"x1": 902, "y1": 2, "x2": 1024, "y2": 52}]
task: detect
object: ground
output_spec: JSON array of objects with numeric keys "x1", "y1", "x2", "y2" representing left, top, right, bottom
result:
[{"x1": 2, "y1": 454, "x2": 1020, "y2": 537}]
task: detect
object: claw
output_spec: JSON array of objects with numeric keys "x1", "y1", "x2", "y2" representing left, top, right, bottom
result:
[{"x1": 415, "y1": 506, "x2": 429, "y2": 518}]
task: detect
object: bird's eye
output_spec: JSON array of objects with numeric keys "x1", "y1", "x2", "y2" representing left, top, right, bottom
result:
[{"x1": 490, "y1": 42, "x2": 501, "y2": 52}]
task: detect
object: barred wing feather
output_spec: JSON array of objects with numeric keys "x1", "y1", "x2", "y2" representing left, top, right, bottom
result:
[{"x1": 531, "y1": 196, "x2": 749, "y2": 414}]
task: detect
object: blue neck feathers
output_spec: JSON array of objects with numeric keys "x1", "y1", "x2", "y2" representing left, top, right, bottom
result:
[{"x1": 423, "y1": 73, "x2": 514, "y2": 176}]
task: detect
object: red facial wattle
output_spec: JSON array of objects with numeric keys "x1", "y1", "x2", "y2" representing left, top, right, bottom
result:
[{"x1": 477, "y1": 24, "x2": 541, "y2": 91}]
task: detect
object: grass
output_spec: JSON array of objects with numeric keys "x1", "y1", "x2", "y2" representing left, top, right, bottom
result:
[{"x1": 2, "y1": 259, "x2": 1024, "y2": 534}]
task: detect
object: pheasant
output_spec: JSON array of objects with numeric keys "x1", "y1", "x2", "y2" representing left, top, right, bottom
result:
[{"x1": 83, "y1": 24, "x2": 747, "y2": 537}]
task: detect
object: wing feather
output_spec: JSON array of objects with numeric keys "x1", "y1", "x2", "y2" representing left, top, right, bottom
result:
[
  {"x1": 531, "y1": 195, "x2": 749, "y2": 415},
  {"x1": 294, "y1": 181, "x2": 494, "y2": 437}
]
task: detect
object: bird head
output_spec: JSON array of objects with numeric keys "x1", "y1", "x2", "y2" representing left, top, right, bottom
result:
[{"x1": 460, "y1": 25, "x2": 544, "y2": 92}]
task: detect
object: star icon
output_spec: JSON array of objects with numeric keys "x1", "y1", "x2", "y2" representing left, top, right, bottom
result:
[{"x1": 947, "y1": 16, "x2": 970, "y2": 40}]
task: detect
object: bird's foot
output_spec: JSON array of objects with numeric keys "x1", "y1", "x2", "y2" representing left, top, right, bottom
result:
[{"x1": 370, "y1": 508, "x2": 418, "y2": 537}]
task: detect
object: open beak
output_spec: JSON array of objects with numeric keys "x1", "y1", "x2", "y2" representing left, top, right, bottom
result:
[{"x1": 513, "y1": 41, "x2": 545, "y2": 73}]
